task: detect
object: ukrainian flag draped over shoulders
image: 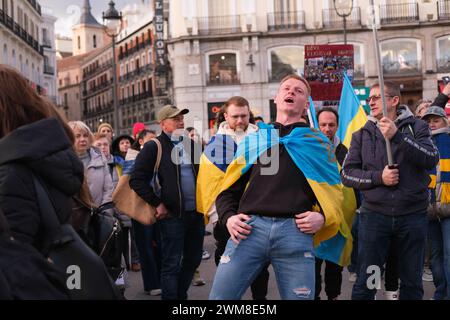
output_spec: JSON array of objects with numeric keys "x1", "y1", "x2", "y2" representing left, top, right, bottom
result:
[
  {"x1": 336, "y1": 73, "x2": 368, "y2": 149},
  {"x1": 220, "y1": 123, "x2": 352, "y2": 265},
  {"x1": 196, "y1": 134, "x2": 237, "y2": 224}
]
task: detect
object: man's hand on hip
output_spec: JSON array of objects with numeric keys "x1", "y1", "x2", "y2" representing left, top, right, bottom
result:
[
  {"x1": 226, "y1": 213, "x2": 252, "y2": 245},
  {"x1": 295, "y1": 211, "x2": 324, "y2": 234}
]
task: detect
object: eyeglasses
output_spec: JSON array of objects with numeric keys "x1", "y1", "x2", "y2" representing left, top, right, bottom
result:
[{"x1": 366, "y1": 95, "x2": 395, "y2": 104}]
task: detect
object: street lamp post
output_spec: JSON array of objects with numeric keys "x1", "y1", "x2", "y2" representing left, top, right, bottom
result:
[
  {"x1": 333, "y1": 0, "x2": 354, "y2": 45},
  {"x1": 103, "y1": 1, "x2": 123, "y2": 134}
]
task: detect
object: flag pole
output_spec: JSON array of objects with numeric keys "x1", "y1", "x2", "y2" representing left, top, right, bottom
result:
[{"x1": 369, "y1": 0, "x2": 394, "y2": 166}]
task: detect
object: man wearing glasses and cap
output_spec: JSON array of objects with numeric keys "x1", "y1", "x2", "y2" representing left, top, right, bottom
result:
[{"x1": 130, "y1": 105, "x2": 204, "y2": 300}]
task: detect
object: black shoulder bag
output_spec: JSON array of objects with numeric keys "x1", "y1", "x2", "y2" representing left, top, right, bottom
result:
[{"x1": 33, "y1": 175, "x2": 122, "y2": 300}]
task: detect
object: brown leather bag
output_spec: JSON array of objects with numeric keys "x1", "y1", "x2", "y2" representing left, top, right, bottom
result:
[{"x1": 112, "y1": 138, "x2": 162, "y2": 225}]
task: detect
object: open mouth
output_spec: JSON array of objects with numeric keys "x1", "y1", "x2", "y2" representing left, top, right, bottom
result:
[{"x1": 284, "y1": 97, "x2": 294, "y2": 103}]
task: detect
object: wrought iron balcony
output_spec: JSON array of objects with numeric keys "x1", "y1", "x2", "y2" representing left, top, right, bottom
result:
[
  {"x1": 380, "y1": 3, "x2": 419, "y2": 25},
  {"x1": 438, "y1": 0, "x2": 450, "y2": 20},
  {"x1": 267, "y1": 11, "x2": 305, "y2": 31}
]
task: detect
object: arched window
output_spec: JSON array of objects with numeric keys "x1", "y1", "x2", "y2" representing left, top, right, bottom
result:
[
  {"x1": 93, "y1": 35, "x2": 97, "y2": 48},
  {"x1": 380, "y1": 38, "x2": 421, "y2": 75},
  {"x1": 78, "y1": 36, "x2": 81, "y2": 50},
  {"x1": 206, "y1": 51, "x2": 240, "y2": 85},
  {"x1": 436, "y1": 35, "x2": 450, "y2": 73},
  {"x1": 268, "y1": 46, "x2": 304, "y2": 82}
]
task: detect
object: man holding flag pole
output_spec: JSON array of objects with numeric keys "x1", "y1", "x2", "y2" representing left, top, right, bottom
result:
[{"x1": 340, "y1": 1, "x2": 439, "y2": 300}]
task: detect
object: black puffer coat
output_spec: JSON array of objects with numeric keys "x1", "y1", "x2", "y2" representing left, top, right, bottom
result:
[{"x1": 0, "y1": 118, "x2": 84, "y2": 249}]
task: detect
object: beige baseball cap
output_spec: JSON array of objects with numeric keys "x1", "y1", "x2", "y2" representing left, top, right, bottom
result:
[{"x1": 157, "y1": 105, "x2": 189, "y2": 122}]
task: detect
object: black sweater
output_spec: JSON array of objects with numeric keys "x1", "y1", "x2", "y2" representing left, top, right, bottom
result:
[{"x1": 216, "y1": 122, "x2": 318, "y2": 226}]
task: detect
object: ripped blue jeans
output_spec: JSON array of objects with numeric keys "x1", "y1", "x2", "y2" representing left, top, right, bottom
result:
[{"x1": 209, "y1": 215, "x2": 315, "y2": 300}]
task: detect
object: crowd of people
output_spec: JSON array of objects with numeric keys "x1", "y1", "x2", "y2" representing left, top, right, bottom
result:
[{"x1": 0, "y1": 63, "x2": 450, "y2": 300}]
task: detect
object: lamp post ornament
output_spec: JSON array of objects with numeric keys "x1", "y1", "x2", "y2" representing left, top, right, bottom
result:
[
  {"x1": 333, "y1": 0, "x2": 354, "y2": 45},
  {"x1": 103, "y1": 1, "x2": 123, "y2": 134}
]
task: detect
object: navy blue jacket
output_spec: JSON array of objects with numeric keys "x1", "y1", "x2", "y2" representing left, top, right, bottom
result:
[{"x1": 341, "y1": 106, "x2": 439, "y2": 216}]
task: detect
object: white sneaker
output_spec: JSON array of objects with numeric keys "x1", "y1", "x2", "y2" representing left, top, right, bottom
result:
[
  {"x1": 385, "y1": 290, "x2": 399, "y2": 300},
  {"x1": 202, "y1": 250, "x2": 211, "y2": 260},
  {"x1": 422, "y1": 268, "x2": 433, "y2": 282},
  {"x1": 348, "y1": 272, "x2": 357, "y2": 283},
  {"x1": 149, "y1": 289, "x2": 162, "y2": 296},
  {"x1": 115, "y1": 269, "x2": 126, "y2": 290}
]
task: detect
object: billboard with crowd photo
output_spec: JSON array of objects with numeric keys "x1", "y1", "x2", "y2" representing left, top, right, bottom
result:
[{"x1": 304, "y1": 45, "x2": 354, "y2": 101}]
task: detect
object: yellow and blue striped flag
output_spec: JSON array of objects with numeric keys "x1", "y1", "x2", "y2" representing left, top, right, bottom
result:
[
  {"x1": 219, "y1": 123, "x2": 353, "y2": 264},
  {"x1": 336, "y1": 73, "x2": 368, "y2": 149},
  {"x1": 196, "y1": 134, "x2": 237, "y2": 224}
]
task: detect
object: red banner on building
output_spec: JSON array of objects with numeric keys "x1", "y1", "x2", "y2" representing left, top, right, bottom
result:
[{"x1": 304, "y1": 45, "x2": 354, "y2": 101}]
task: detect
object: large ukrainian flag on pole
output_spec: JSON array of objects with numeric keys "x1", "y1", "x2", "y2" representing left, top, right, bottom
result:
[
  {"x1": 336, "y1": 72, "x2": 368, "y2": 149},
  {"x1": 219, "y1": 123, "x2": 352, "y2": 265}
]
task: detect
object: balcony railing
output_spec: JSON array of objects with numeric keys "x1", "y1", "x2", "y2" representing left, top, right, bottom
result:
[
  {"x1": 268, "y1": 11, "x2": 305, "y2": 31},
  {"x1": 119, "y1": 91, "x2": 154, "y2": 106},
  {"x1": 198, "y1": 15, "x2": 242, "y2": 36},
  {"x1": 438, "y1": 0, "x2": 450, "y2": 20},
  {"x1": 85, "y1": 102, "x2": 114, "y2": 117},
  {"x1": 206, "y1": 73, "x2": 240, "y2": 86},
  {"x1": 27, "y1": 0, "x2": 42, "y2": 16},
  {"x1": 118, "y1": 40, "x2": 152, "y2": 61},
  {"x1": 83, "y1": 60, "x2": 113, "y2": 79},
  {"x1": 119, "y1": 63, "x2": 154, "y2": 82},
  {"x1": 42, "y1": 37, "x2": 52, "y2": 48},
  {"x1": 380, "y1": 3, "x2": 419, "y2": 25},
  {"x1": 84, "y1": 79, "x2": 114, "y2": 96},
  {"x1": 322, "y1": 7, "x2": 361, "y2": 28},
  {"x1": 43, "y1": 65, "x2": 55, "y2": 75},
  {"x1": 0, "y1": 9, "x2": 43, "y2": 56},
  {"x1": 437, "y1": 58, "x2": 450, "y2": 73}
]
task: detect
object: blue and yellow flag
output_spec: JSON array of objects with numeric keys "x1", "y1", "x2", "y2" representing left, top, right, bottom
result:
[
  {"x1": 308, "y1": 96, "x2": 319, "y2": 129},
  {"x1": 336, "y1": 73, "x2": 368, "y2": 149},
  {"x1": 219, "y1": 123, "x2": 353, "y2": 265},
  {"x1": 429, "y1": 132, "x2": 450, "y2": 205},
  {"x1": 196, "y1": 134, "x2": 237, "y2": 224}
]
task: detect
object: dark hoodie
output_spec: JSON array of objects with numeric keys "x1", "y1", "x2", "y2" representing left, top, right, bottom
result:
[
  {"x1": 341, "y1": 106, "x2": 439, "y2": 216},
  {"x1": 0, "y1": 118, "x2": 84, "y2": 248}
]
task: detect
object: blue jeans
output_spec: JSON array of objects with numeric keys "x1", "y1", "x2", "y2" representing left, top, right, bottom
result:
[
  {"x1": 209, "y1": 216, "x2": 315, "y2": 300},
  {"x1": 158, "y1": 211, "x2": 205, "y2": 300},
  {"x1": 428, "y1": 218, "x2": 450, "y2": 300},
  {"x1": 132, "y1": 220, "x2": 161, "y2": 292},
  {"x1": 352, "y1": 209, "x2": 427, "y2": 300}
]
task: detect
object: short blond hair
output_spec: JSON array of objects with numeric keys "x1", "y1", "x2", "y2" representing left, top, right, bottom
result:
[
  {"x1": 68, "y1": 121, "x2": 94, "y2": 144},
  {"x1": 279, "y1": 74, "x2": 311, "y2": 96}
]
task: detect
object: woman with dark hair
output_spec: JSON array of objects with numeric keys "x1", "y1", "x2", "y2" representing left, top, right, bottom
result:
[{"x1": 0, "y1": 65, "x2": 84, "y2": 248}]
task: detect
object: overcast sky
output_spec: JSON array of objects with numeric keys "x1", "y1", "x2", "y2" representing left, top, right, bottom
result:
[{"x1": 40, "y1": 0, "x2": 141, "y2": 37}]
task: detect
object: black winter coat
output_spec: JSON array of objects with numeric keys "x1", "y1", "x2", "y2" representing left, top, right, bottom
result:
[
  {"x1": 0, "y1": 118, "x2": 84, "y2": 249},
  {"x1": 129, "y1": 132, "x2": 202, "y2": 218}
]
